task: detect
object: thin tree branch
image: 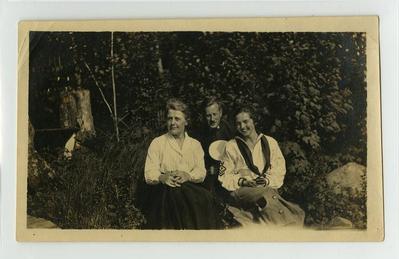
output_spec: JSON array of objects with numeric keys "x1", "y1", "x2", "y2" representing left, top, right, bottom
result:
[
  {"x1": 111, "y1": 31, "x2": 120, "y2": 142},
  {"x1": 83, "y1": 61, "x2": 114, "y2": 119}
]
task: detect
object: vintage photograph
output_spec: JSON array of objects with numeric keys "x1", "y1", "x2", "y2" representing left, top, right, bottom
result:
[{"x1": 17, "y1": 17, "x2": 383, "y2": 241}]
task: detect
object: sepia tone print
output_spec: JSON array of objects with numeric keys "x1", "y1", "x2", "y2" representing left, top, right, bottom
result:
[{"x1": 17, "y1": 17, "x2": 383, "y2": 241}]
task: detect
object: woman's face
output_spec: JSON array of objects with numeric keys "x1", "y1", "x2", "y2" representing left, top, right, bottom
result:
[
  {"x1": 167, "y1": 109, "x2": 187, "y2": 137},
  {"x1": 235, "y1": 112, "x2": 256, "y2": 137}
]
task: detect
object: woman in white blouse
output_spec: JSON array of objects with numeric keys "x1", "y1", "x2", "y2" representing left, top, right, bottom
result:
[
  {"x1": 219, "y1": 106, "x2": 305, "y2": 227},
  {"x1": 143, "y1": 98, "x2": 222, "y2": 229}
]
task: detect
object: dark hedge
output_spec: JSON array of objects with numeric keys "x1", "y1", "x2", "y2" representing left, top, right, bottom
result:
[{"x1": 28, "y1": 31, "x2": 367, "y2": 228}]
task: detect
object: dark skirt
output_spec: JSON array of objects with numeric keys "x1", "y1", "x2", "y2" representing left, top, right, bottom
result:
[
  {"x1": 142, "y1": 182, "x2": 223, "y2": 229},
  {"x1": 230, "y1": 187, "x2": 305, "y2": 227}
]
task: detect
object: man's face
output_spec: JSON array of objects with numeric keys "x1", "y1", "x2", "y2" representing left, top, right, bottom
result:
[
  {"x1": 235, "y1": 112, "x2": 256, "y2": 137},
  {"x1": 205, "y1": 103, "x2": 222, "y2": 129},
  {"x1": 167, "y1": 109, "x2": 187, "y2": 137}
]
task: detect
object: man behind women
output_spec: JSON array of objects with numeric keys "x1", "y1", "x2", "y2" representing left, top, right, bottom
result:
[
  {"x1": 218, "y1": 106, "x2": 305, "y2": 227},
  {"x1": 196, "y1": 97, "x2": 234, "y2": 195},
  {"x1": 143, "y1": 98, "x2": 222, "y2": 229}
]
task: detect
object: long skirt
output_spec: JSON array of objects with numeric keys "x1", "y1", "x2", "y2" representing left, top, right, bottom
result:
[
  {"x1": 142, "y1": 182, "x2": 223, "y2": 229},
  {"x1": 229, "y1": 187, "x2": 305, "y2": 228}
]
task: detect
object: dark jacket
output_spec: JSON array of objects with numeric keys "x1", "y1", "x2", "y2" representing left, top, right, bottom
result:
[
  {"x1": 197, "y1": 119, "x2": 235, "y2": 171},
  {"x1": 194, "y1": 120, "x2": 235, "y2": 195}
]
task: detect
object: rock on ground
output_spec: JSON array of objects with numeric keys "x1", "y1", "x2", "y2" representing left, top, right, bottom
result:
[
  {"x1": 328, "y1": 216, "x2": 354, "y2": 229},
  {"x1": 306, "y1": 162, "x2": 367, "y2": 229},
  {"x1": 326, "y1": 162, "x2": 366, "y2": 195},
  {"x1": 27, "y1": 215, "x2": 59, "y2": 229}
]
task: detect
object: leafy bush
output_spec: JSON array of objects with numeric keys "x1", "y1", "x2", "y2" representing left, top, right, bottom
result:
[
  {"x1": 28, "y1": 31, "x2": 368, "y2": 228},
  {"x1": 279, "y1": 141, "x2": 315, "y2": 204}
]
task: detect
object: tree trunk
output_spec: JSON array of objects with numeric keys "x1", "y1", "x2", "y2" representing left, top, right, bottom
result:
[
  {"x1": 29, "y1": 119, "x2": 35, "y2": 152},
  {"x1": 59, "y1": 91, "x2": 78, "y2": 129},
  {"x1": 156, "y1": 43, "x2": 164, "y2": 77},
  {"x1": 59, "y1": 89, "x2": 95, "y2": 141}
]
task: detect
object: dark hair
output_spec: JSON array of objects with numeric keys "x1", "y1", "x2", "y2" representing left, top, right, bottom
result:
[
  {"x1": 204, "y1": 96, "x2": 223, "y2": 113},
  {"x1": 166, "y1": 98, "x2": 190, "y2": 120},
  {"x1": 233, "y1": 105, "x2": 256, "y2": 122}
]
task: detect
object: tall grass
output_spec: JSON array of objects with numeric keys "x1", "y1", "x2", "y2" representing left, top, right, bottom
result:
[{"x1": 28, "y1": 129, "x2": 153, "y2": 229}]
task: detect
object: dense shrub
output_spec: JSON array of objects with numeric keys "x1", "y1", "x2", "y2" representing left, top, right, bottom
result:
[{"x1": 28, "y1": 31, "x2": 367, "y2": 228}]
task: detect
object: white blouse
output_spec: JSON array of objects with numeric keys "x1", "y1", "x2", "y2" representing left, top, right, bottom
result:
[
  {"x1": 144, "y1": 132, "x2": 206, "y2": 184},
  {"x1": 218, "y1": 134, "x2": 286, "y2": 191}
]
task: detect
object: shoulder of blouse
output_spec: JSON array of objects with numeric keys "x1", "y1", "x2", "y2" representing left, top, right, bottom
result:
[
  {"x1": 262, "y1": 134, "x2": 278, "y2": 144},
  {"x1": 186, "y1": 135, "x2": 203, "y2": 150},
  {"x1": 262, "y1": 135, "x2": 284, "y2": 156},
  {"x1": 149, "y1": 133, "x2": 168, "y2": 147}
]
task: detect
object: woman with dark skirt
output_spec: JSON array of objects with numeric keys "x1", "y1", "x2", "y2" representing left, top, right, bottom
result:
[
  {"x1": 143, "y1": 98, "x2": 223, "y2": 229},
  {"x1": 218, "y1": 106, "x2": 305, "y2": 228}
]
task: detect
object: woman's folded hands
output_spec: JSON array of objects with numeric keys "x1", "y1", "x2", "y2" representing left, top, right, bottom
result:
[{"x1": 159, "y1": 171, "x2": 191, "y2": 187}]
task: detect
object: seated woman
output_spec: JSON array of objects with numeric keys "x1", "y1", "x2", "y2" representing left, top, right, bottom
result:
[
  {"x1": 143, "y1": 98, "x2": 222, "y2": 229},
  {"x1": 218, "y1": 106, "x2": 305, "y2": 227}
]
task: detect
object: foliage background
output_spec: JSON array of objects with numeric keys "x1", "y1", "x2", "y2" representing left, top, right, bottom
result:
[{"x1": 28, "y1": 31, "x2": 367, "y2": 229}]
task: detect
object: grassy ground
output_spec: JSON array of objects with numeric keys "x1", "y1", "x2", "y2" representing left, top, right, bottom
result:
[{"x1": 28, "y1": 130, "x2": 151, "y2": 229}]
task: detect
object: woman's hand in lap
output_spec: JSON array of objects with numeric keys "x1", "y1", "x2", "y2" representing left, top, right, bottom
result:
[
  {"x1": 171, "y1": 170, "x2": 191, "y2": 184},
  {"x1": 255, "y1": 177, "x2": 267, "y2": 186},
  {"x1": 241, "y1": 179, "x2": 257, "y2": 187},
  {"x1": 159, "y1": 172, "x2": 181, "y2": 187}
]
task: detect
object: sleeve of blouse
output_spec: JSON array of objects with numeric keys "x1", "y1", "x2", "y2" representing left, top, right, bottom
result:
[
  {"x1": 218, "y1": 142, "x2": 241, "y2": 191},
  {"x1": 265, "y1": 137, "x2": 286, "y2": 189},
  {"x1": 144, "y1": 138, "x2": 162, "y2": 185},
  {"x1": 189, "y1": 141, "x2": 206, "y2": 183}
]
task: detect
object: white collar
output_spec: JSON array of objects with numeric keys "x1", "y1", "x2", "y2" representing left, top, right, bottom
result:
[
  {"x1": 236, "y1": 133, "x2": 264, "y2": 143},
  {"x1": 166, "y1": 132, "x2": 189, "y2": 154}
]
